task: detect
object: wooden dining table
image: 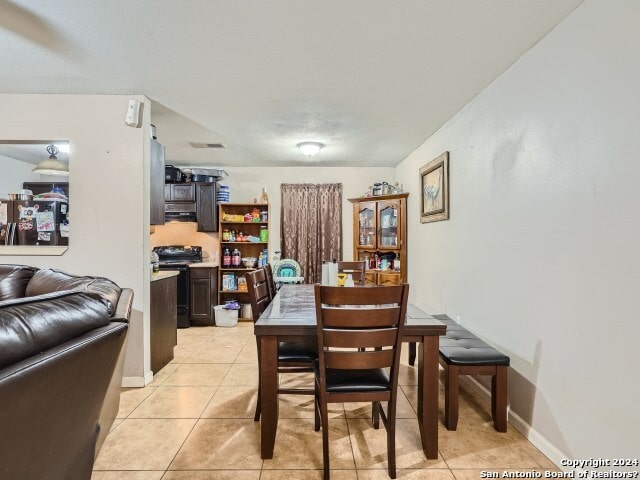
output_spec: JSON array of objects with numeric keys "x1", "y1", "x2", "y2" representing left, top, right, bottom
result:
[{"x1": 253, "y1": 284, "x2": 446, "y2": 460}]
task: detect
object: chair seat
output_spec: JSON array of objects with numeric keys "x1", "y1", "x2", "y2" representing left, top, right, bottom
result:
[
  {"x1": 278, "y1": 340, "x2": 317, "y2": 362},
  {"x1": 314, "y1": 362, "x2": 390, "y2": 392}
]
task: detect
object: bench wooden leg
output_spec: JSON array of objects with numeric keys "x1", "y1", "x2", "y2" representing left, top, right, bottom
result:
[
  {"x1": 408, "y1": 342, "x2": 416, "y2": 366},
  {"x1": 443, "y1": 363, "x2": 459, "y2": 430},
  {"x1": 492, "y1": 365, "x2": 508, "y2": 432}
]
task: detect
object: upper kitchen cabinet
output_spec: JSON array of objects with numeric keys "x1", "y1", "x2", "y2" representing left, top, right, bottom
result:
[
  {"x1": 195, "y1": 183, "x2": 218, "y2": 232},
  {"x1": 150, "y1": 139, "x2": 165, "y2": 225},
  {"x1": 349, "y1": 193, "x2": 408, "y2": 285},
  {"x1": 164, "y1": 183, "x2": 195, "y2": 202}
]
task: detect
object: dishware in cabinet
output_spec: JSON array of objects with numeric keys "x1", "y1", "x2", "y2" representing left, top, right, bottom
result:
[
  {"x1": 218, "y1": 202, "x2": 269, "y2": 320},
  {"x1": 349, "y1": 193, "x2": 408, "y2": 285}
]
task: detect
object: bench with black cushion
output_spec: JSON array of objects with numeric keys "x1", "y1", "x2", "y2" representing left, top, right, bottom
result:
[{"x1": 434, "y1": 314, "x2": 510, "y2": 432}]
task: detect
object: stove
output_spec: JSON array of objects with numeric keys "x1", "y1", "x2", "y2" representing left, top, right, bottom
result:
[{"x1": 153, "y1": 245, "x2": 203, "y2": 328}]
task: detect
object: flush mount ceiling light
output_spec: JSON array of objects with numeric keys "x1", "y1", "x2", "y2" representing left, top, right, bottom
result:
[
  {"x1": 32, "y1": 144, "x2": 69, "y2": 176},
  {"x1": 297, "y1": 142, "x2": 324, "y2": 156}
]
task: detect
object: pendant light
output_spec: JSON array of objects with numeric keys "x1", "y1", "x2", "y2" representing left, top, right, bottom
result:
[{"x1": 32, "y1": 144, "x2": 69, "y2": 176}]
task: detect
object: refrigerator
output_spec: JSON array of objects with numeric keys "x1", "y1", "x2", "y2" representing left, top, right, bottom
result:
[{"x1": 0, "y1": 198, "x2": 69, "y2": 246}]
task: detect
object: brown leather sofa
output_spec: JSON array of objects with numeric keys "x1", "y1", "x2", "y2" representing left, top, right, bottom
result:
[{"x1": 0, "y1": 264, "x2": 133, "y2": 480}]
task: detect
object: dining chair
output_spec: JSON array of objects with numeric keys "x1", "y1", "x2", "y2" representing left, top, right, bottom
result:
[
  {"x1": 313, "y1": 283, "x2": 409, "y2": 480},
  {"x1": 264, "y1": 263, "x2": 277, "y2": 299},
  {"x1": 337, "y1": 260, "x2": 366, "y2": 285},
  {"x1": 245, "y1": 268, "x2": 316, "y2": 421}
]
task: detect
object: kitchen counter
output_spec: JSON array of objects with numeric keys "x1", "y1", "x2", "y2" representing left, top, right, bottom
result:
[
  {"x1": 151, "y1": 270, "x2": 180, "y2": 282},
  {"x1": 190, "y1": 261, "x2": 218, "y2": 268}
]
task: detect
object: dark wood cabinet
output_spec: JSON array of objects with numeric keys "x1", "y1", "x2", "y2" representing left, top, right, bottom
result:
[
  {"x1": 196, "y1": 183, "x2": 218, "y2": 232},
  {"x1": 165, "y1": 183, "x2": 196, "y2": 202},
  {"x1": 150, "y1": 274, "x2": 177, "y2": 373},
  {"x1": 190, "y1": 267, "x2": 218, "y2": 326},
  {"x1": 150, "y1": 139, "x2": 165, "y2": 225}
]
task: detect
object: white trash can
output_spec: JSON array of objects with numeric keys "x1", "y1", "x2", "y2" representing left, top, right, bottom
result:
[{"x1": 214, "y1": 305, "x2": 238, "y2": 327}]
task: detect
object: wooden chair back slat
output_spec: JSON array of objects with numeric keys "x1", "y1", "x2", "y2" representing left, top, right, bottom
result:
[
  {"x1": 245, "y1": 268, "x2": 271, "y2": 321},
  {"x1": 322, "y1": 307, "x2": 400, "y2": 328},
  {"x1": 323, "y1": 328, "x2": 398, "y2": 349},
  {"x1": 319, "y1": 284, "x2": 404, "y2": 305},
  {"x1": 264, "y1": 263, "x2": 277, "y2": 299},
  {"x1": 325, "y1": 349, "x2": 395, "y2": 370}
]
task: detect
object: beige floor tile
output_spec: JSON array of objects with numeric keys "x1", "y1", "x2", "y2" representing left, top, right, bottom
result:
[
  {"x1": 221, "y1": 362, "x2": 259, "y2": 386},
  {"x1": 148, "y1": 363, "x2": 179, "y2": 386},
  {"x1": 117, "y1": 386, "x2": 158, "y2": 418},
  {"x1": 160, "y1": 363, "x2": 232, "y2": 386},
  {"x1": 507, "y1": 430, "x2": 558, "y2": 469},
  {"x1": 201, "y1": 385, "x2": 259, "y2": 418},
  {"x1": 109, "y1": 418, "x2": 124, "y2": 432},
  {"x1": 169, "y1": 418, "x2": 263, "y2": 470},
  {"x1": 344, "y1": 389, "x2": 416, "y2": 419},
  {"x1": 183, "y1": 345, "x2": 242, "y2": 363},
  {"x1": 398, "y1": 362, "x2": 419, "y2": 386},
  {"x1": 128, "y1": 386, "x2": 216, "y2": 418},
  {"x1": 348, "y1": 418, "x2": 446, "y2": 470},
  {"x1": 178, "y1": 326, "x2": 216, "y2": 337},
  {"x1": 171, "y1": 345, "x2": 196, "y2": 363},
  {"x1": 358, "y1": 469, "x2": 455, "y2": 480},
  {"x1": 162, "y1": 471, "x2": 260, "y2": 480},
  {"x1": 438, "y1": 422, "x2": 538, "y2": 469},
  {"x1": 263, "y1": 418, "x2": 356, "y2": 470},
  {"x1": 236, "y1": 340, "x2": 259, "y2": 363},
  {"x1": 205, "y1": 333, "x2": 252, "y2": 349},
  {"x1": 91, "y1": 471, "x2": 164, "y2": 480},
  {"x1": 94, "y1": 418, "x2": 196, "y2": 470},
  {"x1": 278, "y1": 392, "x2": 345, "y2": 419},
  {"x1": 261, "y1": 470, "x2": 357, "y2": 480}
]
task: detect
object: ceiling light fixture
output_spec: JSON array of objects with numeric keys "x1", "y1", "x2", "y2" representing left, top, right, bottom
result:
[
  {"x1": 297, "y1": 142, "x2": 324, "y2": 156},
  {"x1": 32, "y1": 144, "x2": 69, "y2": 176}
]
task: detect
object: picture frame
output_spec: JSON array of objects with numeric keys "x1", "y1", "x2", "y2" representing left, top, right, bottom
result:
[{"x1": 420, "y1": 151, "x2": 449, "y2": 223}]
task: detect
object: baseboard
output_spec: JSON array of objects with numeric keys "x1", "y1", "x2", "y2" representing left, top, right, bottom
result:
[
  {"x1": 461, "y1": 376, "x2": 567, "y2": 470},
  {"x1": 121, "y1": 370, "x2": 153, "y2": 388}
]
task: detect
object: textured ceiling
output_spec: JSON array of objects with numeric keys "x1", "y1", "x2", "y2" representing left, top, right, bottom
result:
[{"x1": 0, "y1": 0, "x2": 583, "y2": 167}]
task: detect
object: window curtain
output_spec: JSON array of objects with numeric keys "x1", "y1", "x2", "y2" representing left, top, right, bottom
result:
[{"x1": 280, "y1": 183, "x2": 342, "y2": 283}]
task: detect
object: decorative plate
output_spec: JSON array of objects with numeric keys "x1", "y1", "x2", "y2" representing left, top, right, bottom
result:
[{"x1": 273, "y1": 259, "x2": 302, "y2": 278}]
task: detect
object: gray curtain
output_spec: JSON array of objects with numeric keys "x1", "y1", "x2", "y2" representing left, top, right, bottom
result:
[{"x1": 280, "y1": 183, "x2": 342, "y2": 283}]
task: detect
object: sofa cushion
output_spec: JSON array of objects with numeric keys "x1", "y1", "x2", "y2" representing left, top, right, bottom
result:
[
  {"x1": 0, "y1": 290, "x2": 111, "y2": 369},
  {"x1": 25, "y1": 269, "x2": 122, "y2": 316},
  {"x1": 0, "y1": 265, "x2": 37, "y2": 301}
]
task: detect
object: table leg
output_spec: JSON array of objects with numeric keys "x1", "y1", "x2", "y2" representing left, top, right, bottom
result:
[
  {"x1": 417, "y1": 335, "x2": 439, "y2": 459},
  {"x1": 260, "y1": 335, "x2": 279, "y2": 459}
]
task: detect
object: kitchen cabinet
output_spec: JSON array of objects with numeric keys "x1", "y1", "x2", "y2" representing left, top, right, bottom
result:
[
  {"x1": 164, "y1": 183, "x2": 196, "y2": 202},
  {"x1": 195, "y1": 183, "x2": 218, "y2": 232},
  {"x1": 189, "y1": 266, "x2": 218, "y2": 326},
  {"x1": 150, "y1": 273, "x2": 177, "y2": 373},
  {"x1": 150, "y1": 139, "x2": 165, "y2": 225},
  {"x1": 349, "y1": 193, "x2": 408, "y2": 285},
  {"x1": 218, "y1": 203, "x2": 269, "y2": 321}
]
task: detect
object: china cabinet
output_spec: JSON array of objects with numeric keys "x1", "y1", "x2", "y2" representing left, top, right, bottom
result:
[{"x1": 348, "y1": 193, "x2": 408, "y2": 285}]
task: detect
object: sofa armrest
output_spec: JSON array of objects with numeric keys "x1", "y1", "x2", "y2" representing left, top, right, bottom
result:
[{"x1": 111, "y1": 288, "x2": 133, "y2": 323}]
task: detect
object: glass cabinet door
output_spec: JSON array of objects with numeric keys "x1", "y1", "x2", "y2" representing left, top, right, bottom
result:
[
  {"x1": 377, "y1": 201, "x2": 399, "y2": 249},
  {"x1": 357, "y1": 203, "x2": 376, "y2": 248}
]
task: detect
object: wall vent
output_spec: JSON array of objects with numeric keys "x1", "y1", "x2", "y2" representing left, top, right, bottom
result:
[{"x1": 189, "y1": 142, "x2": 225, "y2": 149}]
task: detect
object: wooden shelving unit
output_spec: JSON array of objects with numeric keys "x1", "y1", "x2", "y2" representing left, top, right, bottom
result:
[{"x1": 218, "y1": 203, "x2": 269, "y2": 321}]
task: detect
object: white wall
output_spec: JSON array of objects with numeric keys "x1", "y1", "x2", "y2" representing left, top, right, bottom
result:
[
  {"x1": 0, "y1": 154, "x2": 41, "y2": 198},
  {"x1": 0, "y1": 94, "x2": 152, "y2": 384},
  {"x1": 395, "y1": 0, "x2": 640, "y2": 463}
]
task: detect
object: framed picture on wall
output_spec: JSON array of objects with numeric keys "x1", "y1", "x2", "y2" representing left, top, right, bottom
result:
[{"x1": 420, "y1": 151, "x2": 449, "y2": 223}]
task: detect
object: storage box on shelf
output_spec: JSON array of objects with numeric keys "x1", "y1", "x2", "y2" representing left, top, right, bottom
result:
[
  {"x1": 348, "y1": 193, "x2": 408, "y2": 285},
  {"x1": 218, "y1": 203, "x2": 269, "y2": 321}
]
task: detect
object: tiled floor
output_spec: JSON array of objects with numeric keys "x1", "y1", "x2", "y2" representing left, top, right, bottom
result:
[{"x1": 93, "y1": 323, "x2": 556, "y2": 480}]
